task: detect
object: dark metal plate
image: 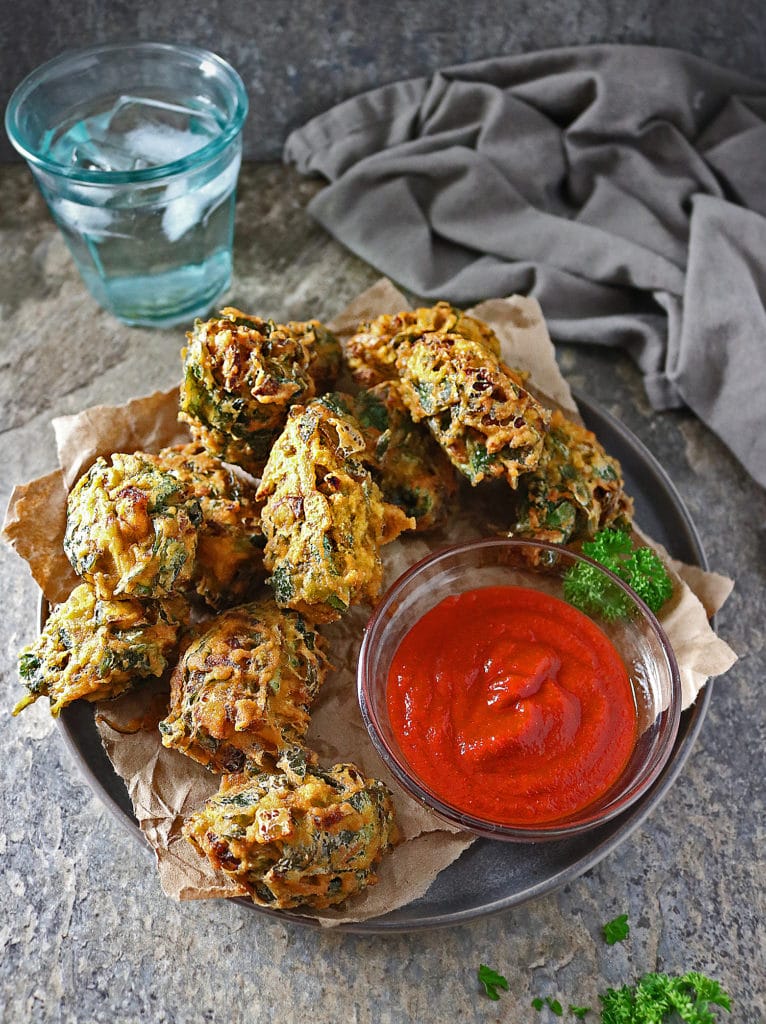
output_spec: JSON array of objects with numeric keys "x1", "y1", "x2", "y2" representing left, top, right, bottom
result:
[{"x1": 55, "y1": 395, "x2": 712, "y2": 932}]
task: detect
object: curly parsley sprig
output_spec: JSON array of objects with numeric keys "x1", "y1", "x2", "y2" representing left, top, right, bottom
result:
[
  {"x1": 563, "y1": 528, "x2": 673, "y2": 622},
  {"x1": 599, "y1": 971, "x2": 731, "y2": 1023}
]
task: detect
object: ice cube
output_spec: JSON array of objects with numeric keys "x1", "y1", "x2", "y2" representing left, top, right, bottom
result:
[
  {"x1": 160, "y1": 152, "x2": 240, "y2": 242},
  {"x1": 122, "y1": 124, "x2": 207, "y2": 167},
  {"x1": 49, "y1": 198, "x2": 131, "y2": 238},
  {"x1": 69, "y1": 138, "x2": 141, "y2": 173},
  {"x1": 106, "y1": 95, "x2": 219, "y2": 168},
  {"x1": 108, "y1": 95, "x2": 219, "y2": 137}
]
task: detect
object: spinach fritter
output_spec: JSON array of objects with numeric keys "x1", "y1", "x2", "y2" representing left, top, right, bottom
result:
[
  {"x1": 159, "y1": 601, "x2": 329, "y2": 772},
  {"x1": 346, "y1": 301, "x2": 502, "y2": 387},
  {"x1": 14, "y1": 583, "x2": 185, "y2": 716},
  {"x1": 296, "y1": 319, "x2": 342, "y2": 392},
  {"x1": 179, "y1": 307, "x2": 340, "y2": 475},
  {"x1": 64, "y1": 453, "x2": 202, "y2": 599},
  {"x1": 349, "y1": 383, "x2": 459, "y2": 531},
  {"x1": 147, "y1": 443, "x2": 265, "y2": 608},
  {"x1": 256, "y1": 397, "x2": 413, "y2": 622},
  {"x1": 395, "y1": 331, "x2": 550, "y2": 487},
  {"x1": 509, "y1": 410, "x2": 634, "y2": 545},
  {"x1": 183, "y1": 752, "x2": 399, "y2": 909}
]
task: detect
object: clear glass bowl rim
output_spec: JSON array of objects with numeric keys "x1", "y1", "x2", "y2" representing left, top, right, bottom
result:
[
  {"x1": 358, "y1": 536, "x2": 682, "y2": 841},
  {"x1": 5, "y1": 41, "x2": 249, "y2": 185}
]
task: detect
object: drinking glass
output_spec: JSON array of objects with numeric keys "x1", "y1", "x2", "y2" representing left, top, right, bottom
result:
[{"x1": 5, "y1": 43, "x2": 248, "y2": 327}]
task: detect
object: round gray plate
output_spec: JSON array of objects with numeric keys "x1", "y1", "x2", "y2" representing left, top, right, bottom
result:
[{"x1": 55, "y1": 396, "x2": 711, "y2": 933}]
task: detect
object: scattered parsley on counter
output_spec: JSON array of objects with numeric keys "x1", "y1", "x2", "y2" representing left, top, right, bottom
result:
[
  {"x1": 563, "y1": 528, "x2": 673, "y2": 621},
  {"x1": 603, "y1": 913, "x2": 630, "y2": 945},
  {"x1": 478, "y1": 963, "x2": 509, "y2": 1001},
  {"x1": 599, "y1": 971, "x2": 731, "y2": 1023},
  {"x1": 476, "y1": 928, "x2": 729, "y2": 1022}
]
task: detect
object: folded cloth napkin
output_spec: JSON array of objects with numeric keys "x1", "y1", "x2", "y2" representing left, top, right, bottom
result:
[{"x1": 284, "y1": 45, "x2": 766, "y2": 489}]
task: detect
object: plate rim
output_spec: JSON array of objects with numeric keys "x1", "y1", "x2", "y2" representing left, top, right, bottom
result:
[{"x1": 51, "y1": 393, "x2": 713, "y2": 933}]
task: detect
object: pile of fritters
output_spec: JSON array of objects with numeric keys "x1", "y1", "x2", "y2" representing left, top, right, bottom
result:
[
  {"x1": 16, "y1": 308, "x2": 407, "y2": 912},
  {"x1": 15, "y1": 297, "x2": 634, "y2": 912}
]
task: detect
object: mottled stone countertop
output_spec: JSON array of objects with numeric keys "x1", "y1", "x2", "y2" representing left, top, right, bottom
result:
[{"x1": 1, "y1": 163, "x2": 763, "y2": 1024}]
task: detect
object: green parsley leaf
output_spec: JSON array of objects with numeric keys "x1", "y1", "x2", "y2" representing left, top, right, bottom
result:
[
  {"x1": 532, "y1": 996, "x2": 564, "y2": 1016},
  {"x1": 584, "y1": 528, "x2": 632, "y2": 562},
  {"x1": 603, "y1": 913, "x2": 630, "y2": 945},
  {"x1": 564, "y1": 528, "x2": 673, "y2": 621},
  {"x1": 622, "y1": 547, "x2": 674, "y2": 611},
  {"x1": 599, "y1": 971, "x2": 731, "y2": 1023},
  {"x1": 562, "y1": 562, "x2": 632, "y2": 621},
  {"x1": 478, "y1": 964, "x2": 509, "y2": 1001},
  {"x1": 683, "y1": 972, "x2": 731, "y2": 1012},
  {"x1": 569, "y1": 1006, "x2": 590, "y2": 1019}
]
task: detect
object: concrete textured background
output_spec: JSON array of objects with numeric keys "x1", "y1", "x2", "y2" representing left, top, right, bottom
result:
[{"x1": 2, "y1": 0, "x2": 766, "y2": 161}]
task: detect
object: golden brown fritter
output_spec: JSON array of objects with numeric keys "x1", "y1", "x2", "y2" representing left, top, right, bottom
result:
[
  {"x1": 293, "y1": 319, "x2": 343, "y2": 392},
  {"x1": 183, "y1": 751, "x2": 399, "y2": 909},
  {"x1": 509, "y1": 409, "x2": 634, "y2": 545},
  {"x1": 346, "y1": 301, "x2": 502, "y2": 387},
  {"x1": 256, "y1": 397, "x2": 413, "y2": 623},
  {"x1": 350, "y1": 383, "x2": 459, "y2": 531},
  {"x1": 178, "y1": 307, "x2": 340, "y2": 475},
  {"x1": 159, "y1": 601, "x2": 329, "y2": 773},
  {"x1": 395, "y1": 332, "x2": 550, "y2": 487},
  {"x1": 147, "y1": 443, "x2": 265, "y2": 608},
  {"x1": 14, "y1": 583, "x2": 186, "y2": 716},
  {"x1": 64, "y1": 453, "x2": 203, "y2": 600}
]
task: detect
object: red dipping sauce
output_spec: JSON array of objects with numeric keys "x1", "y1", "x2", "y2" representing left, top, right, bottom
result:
[{"x1": 386, "y1": 586, "x2": 638, "y2": 826}]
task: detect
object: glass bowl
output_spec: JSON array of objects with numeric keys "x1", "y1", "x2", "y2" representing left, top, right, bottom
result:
[{"x1": 358, "y1": 538, "x2": 681, "y2": 841}]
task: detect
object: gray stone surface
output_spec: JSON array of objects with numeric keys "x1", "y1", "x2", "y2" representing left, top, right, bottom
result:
[
  {"x1": 0, "y1": 163, "x2": 764, "y2": 1023},
  {"x1": 2, "y1": 0, "x2": 766, "y2": 162}
]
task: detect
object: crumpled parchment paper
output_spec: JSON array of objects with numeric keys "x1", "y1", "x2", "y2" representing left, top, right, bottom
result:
[{"x1": 2, "y1": 279, "x2": 737, "y2": 926}]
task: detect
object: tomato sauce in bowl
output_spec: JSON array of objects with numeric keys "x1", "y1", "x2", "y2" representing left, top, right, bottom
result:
[{"x1": 386, "y1": 585, "x2": 637, "y2": 827}]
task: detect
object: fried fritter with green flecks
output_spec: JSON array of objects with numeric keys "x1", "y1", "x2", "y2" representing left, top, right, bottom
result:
[
  {"x1": 64, "y1": 453, "x2": 203, "y2": 600},
  {"x1": 256, "y1": 397, "x2": 414, "y2": 623},
  {"x1": 349, "y1": 383, "x2": 458, "y2": 531},
  {"x1": 509, "y1": 409, "x2": 634, "y2": 545},
  {"x1": 346, "y1": 301, "x2": 502, "y2": 387},
  {"x1": 159, "y1": 601, "x2": 329, "y2": 773},
  {"x1": 147, "y1": 443, "x2": 265, "y2": 608},
  {"x1": 14, "y1": 583, "x2": 186, "y2": 716},
  {"x1": 179, "y1": 307, "x2": 340, "y2": 475},
  {"x1": 293, "y1": 318, "x2": 343, "y2": 392},
  {"x1": 183, "y1": 750, "x2": 399, "y2": 909},
  {"x1": 395, "y1": 332, "x2": 550, "y2": 487}
]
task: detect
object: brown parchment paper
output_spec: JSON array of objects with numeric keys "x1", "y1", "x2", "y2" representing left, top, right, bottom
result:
[{"x1": 2, "y1": 279, "x2": 738, "y2": 928}]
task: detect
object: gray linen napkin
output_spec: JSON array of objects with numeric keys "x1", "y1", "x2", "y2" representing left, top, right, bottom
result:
[{"x1": 284, "y1": 45, "x2": 766, "y2": 489}]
